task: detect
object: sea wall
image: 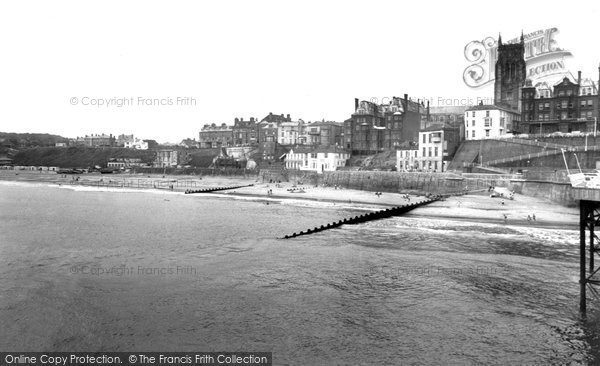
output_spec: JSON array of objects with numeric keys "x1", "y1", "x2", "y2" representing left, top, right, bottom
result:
[
  {"x1": 261, "y1": 170, "x2": 489, "y2": 195},
  {"x1": 508, "y1": 180, "x2": 576, "y2": 207},
  {"x1": 260, "y1": 169, "x2": 580, "y2": 206}
]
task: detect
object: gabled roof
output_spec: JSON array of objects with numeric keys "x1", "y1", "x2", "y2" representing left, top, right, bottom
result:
[{"x1": 554, "y1": 77, "x2": 578, "y2": 87}]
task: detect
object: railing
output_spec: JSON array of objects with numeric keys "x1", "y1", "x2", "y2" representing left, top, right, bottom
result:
[
  {"x1": 487, "y1": 137, "x2": 569, "y2": 150},
  {"x1": 483, "y1": 145, "x2": 600, "y2": 167}
]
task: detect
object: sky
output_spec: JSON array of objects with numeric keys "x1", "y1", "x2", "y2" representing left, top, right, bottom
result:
[{"x1": 1, "y1": 0, "x2": 599, "y2": 143}]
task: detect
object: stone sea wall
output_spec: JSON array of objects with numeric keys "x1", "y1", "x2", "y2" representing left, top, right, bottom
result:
[{"x1": 260, "y1": 169, "x2": 581, "y2": 206}]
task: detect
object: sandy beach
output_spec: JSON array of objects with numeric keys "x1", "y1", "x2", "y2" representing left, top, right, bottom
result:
[{"x1": 0, "y1": 170, "x2": 578, "y2": 229}]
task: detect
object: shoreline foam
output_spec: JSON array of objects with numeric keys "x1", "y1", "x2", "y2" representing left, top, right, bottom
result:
[{"x1": 0, "y1": 172, "x2": 578, "y2": 230}]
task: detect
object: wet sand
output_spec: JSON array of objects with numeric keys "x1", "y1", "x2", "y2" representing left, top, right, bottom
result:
[{"x1": 0, "y1": 170, "x2": 577, "y2": 229}]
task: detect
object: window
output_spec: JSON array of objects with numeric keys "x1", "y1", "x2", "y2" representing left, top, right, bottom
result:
[
  {"x1": 472, "y1": 131, "x2": 475, "y2": 138},
  {"x1": 561, "y1": 101, "x2": 567, "y2": 109},
  {"x1": 434, "y1": 147, "x2": 438, "y2": 157},
  {"x1": 324, "y1": 153, "x2": 328, "y2": 158},
  {"x1": 485, "y1": 130, "x2": 490, "y2": 137},
  {"x1": 428, "y1": 134, "x2": 431, "y2": 143},
  {"x1": 582, "y1": 100, "x2": 587, "y2": 107},
  {"x1": 472, "y1": 111, "x2": 475, "y2": 117},
  {"x1": 472, "y1": 120, "x2": 475, "y2": 127},
  {"x1": 422, "y1": 148, "x2": 426, "y2": 156},
  {"x1": 423, "y1": 134, "x2": 426, "y2": 143},
  {"x1": 428, "y1": 147, "x2": 432, "y2": 157},
  {"x1": 588, "y1": 111, "x2": 594, "y2": 118},
  {"x1": 538, "y1": 104, "x2": 544, "y2": 111},
  {"x1": 589, "y1": 100, "x2": 594, "y2": 106},
  {"x1": 500, "y1": 117, "x2": 505, "y2": 127}
]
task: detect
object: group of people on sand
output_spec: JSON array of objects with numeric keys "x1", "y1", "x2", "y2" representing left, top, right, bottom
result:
[
  {"x1": 502, "y1": 213, "x2": 537, "y2": 223},
  {"x1": 375, "y1": 191, "x2": 383, "y2": 197}
]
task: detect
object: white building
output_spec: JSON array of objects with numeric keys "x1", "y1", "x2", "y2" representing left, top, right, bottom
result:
[
  {"x1": 464, "y1": 104, "x2": 520, "y2": 140},
  {"x1": 396, "y1": 149, "x2": 419, "y2": 171},
  {"x1": 284, "y1": 147, "x2": 350, "y2": 174},
  {"x1": 278, "y1": 121, "x2": 303, "y2": 145},
  {"x1": 417, "y1": 126, "x2": 461, "y2": 172}
]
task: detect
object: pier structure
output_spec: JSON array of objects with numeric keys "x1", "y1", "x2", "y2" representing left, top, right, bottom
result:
[{"x1": 573, "y1": 188, "x2": 600, "y2": 312}]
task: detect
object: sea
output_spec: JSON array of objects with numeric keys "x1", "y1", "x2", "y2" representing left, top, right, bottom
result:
[{"x1": 1, "y1": 180, "x2": 599, "y2": 365}]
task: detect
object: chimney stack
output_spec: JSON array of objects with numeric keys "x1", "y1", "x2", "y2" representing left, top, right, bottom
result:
[
  {"x1": 578, "y1": 71, "x2": 582, "y2": 86},
  {"x1": 354, "y1": 98, "x2": 359, "y2": 111}
]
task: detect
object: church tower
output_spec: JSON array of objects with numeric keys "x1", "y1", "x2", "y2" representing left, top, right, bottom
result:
[{"x1": 494, "y1": 32, "x2": 526, "y2": 112}]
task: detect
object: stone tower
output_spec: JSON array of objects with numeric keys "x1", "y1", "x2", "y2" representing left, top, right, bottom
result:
[{"x1": 494, "y1": 32, "x2": 526, "y2": 112}]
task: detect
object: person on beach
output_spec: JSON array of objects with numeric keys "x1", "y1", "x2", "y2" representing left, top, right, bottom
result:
[
  {"x1": 527, "y1": 215, "x2": 532, "y2": 221},
  {"x1": 532, "y1": 213, "x2": 536, "y2": 221},
  {"x1": 503, "y1": 214, "x2": 507, "y2": 222}
]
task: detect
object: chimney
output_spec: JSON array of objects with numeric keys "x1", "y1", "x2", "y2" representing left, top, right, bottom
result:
[
  {"x1": 403, "y1": 94, "x2": 408, "y2": 110},
  {"x1": 287, "y1": 114, "x2": 290, "y2": 120},
  {"x1": 427, "y1": 100, "x2": 430, "y2": 121},
  {"x1": 578, "y1": 71, "x2": 582, "y2": 86},
  {"x1": 354, "y1": 98, "x2": 359, "y2": 111}
]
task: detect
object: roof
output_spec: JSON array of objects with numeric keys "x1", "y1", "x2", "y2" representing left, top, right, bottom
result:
[
  {"x1": 428, "y1": 106, "x2": 467, "y2": 114},
  {"x1": 287, "y1": 146, "x2": 349, "y2": 154},
  {"x1": 465, "y1": 104, "x2": 518, "y2": 113},
  {"x1": 307, "y1": 121, "x2": 343, "y2": 127},
  {"x1": 419, "y1": 125, "x2": 460, "y2": 133}
]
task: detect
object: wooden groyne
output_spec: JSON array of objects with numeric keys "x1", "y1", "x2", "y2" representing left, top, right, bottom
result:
[
  {"x1": 280, "y1": 197, "x2": 439, "y2": 239},
  {"x1": 184, "y1": 184, "x2": 254, "y2": 194}
]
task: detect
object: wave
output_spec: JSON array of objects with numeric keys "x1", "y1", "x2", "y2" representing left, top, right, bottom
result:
[{"x1": 349, "y1": 216, "x2": 578, "y2": 246}]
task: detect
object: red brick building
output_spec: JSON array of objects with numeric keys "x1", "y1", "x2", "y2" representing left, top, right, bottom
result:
[
  {"x1": 344, "y1": 95, "x2": 424, "y2": 154},
  {"x1": 520, "y1": 71, "x2": 600, "y2": 134}
]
